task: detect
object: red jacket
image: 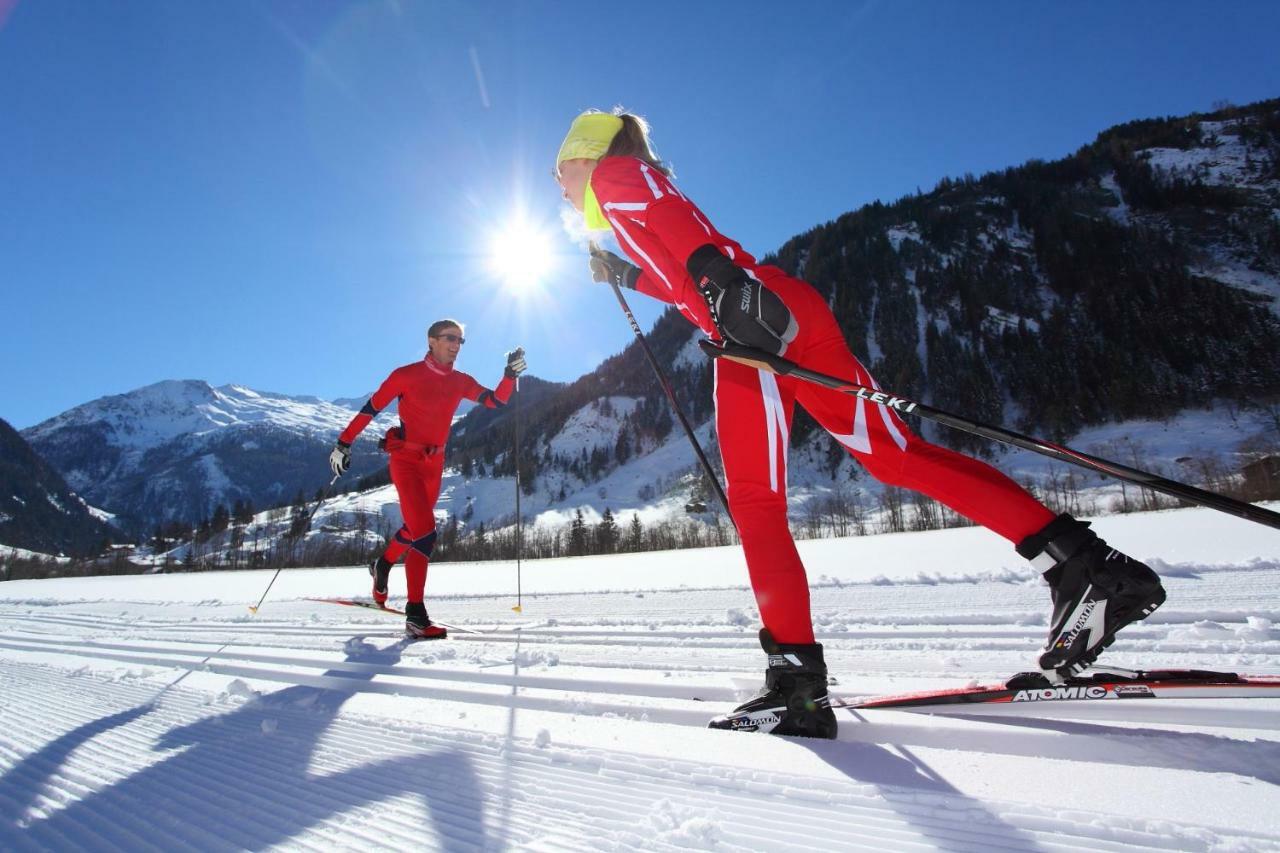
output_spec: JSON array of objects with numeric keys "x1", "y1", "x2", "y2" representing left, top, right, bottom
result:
[
  {"x1": 590, "y1": 155, "x2": 786, "y2": 335},
  {"x1": 339, "y1": 354, "x2": 514, "y2": 448}
]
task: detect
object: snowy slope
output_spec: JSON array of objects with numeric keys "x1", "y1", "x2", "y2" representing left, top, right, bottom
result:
[
  {"x1": 1132, "y1": 117, "x2": 1280, "y2": 314},
  {"x1": 19, "y1": 381, "x2": 386, "y2": 535},
  {"x1": 2, "y1": 504, "x2": 1279, "y2": 850}
]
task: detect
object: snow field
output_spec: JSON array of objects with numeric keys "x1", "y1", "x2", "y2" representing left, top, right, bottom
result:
[{"x1": 1, "y1": 504, "x2": 1279, "y2": 850}]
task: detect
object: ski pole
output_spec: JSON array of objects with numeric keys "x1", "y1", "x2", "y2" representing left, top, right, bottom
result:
[
  {"x1": 513, "y1": 375, "x2": 524, "y2": 613},
  {"x1": 247, "y1": 565, "x2": 284, "y2": 615},
  {"x1": 249, "y1": 471, "x2": 342, "y2": 614},
  {"x1": 600, "y1": 256, "x2": 733, "y2": 525},
  {"x1": 304, "y1": 472, "x2": 343, "y2": 533},
  {"x1": 700, "y1": 339, "x2": 1280, "y2": 531}
]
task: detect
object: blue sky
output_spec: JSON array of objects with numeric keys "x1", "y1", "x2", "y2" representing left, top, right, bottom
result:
[{"x1": 3, "y1": 1, "x2": 1280, "y2": 430}]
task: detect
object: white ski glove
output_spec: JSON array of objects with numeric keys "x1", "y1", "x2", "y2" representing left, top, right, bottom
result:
[{"x1": 329, "y1": 441, "x2": 351, "y2": 477}]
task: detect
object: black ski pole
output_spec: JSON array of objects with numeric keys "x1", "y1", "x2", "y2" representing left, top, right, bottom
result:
[
  {"x1": 701, "y1": 339, "x2": 1280, "y2": 531},
  {"x1": 513, "y1": 374, "x2": 524, "y2": 613},
  {"x1": 249, "y1": 471, "x2": 342, "y2": 614},
  {"x1": 604, "y1": 273, "x2": 733, "y2": 524}
]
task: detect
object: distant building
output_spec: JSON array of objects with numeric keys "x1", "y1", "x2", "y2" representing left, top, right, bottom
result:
[{"x1": 1241, "y1": 455, "x2": 1280, "y2": 500}]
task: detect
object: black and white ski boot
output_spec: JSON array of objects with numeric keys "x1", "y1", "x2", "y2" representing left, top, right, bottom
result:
[
  {"x1": 369, "y1": 555, "x2": 392, "y2": 606},
  {"x1": 1018, "y1": 514, "x2": 1165, "y2": 677},
  {"x1": 708, "y1": 628, "x2": 837, "y2": 739},
  {"x1": 404, "y1": 601, "x2": 447, "y2": 640}
]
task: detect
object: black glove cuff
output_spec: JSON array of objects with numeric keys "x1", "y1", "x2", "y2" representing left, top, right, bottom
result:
[
  {"x1": 336, "y1": 440, "x2": 351, "y2": 451},
  {"x1": 620, "y1": 264, "x2": 641, "y2": 290},
  {"x1": 686, "y1": 244, "x2": 743, "y2": 291}
]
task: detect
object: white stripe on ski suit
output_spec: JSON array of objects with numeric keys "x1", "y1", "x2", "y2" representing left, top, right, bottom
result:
[
  {"x1": 601, "y1": 160, "x2": 713, "y2": 297},
  {"x1": 758, "y1": 369, "x2": 789, "y2": 493},
  {"x1": 605, "y1": 210, "x2": 675, "y2": 293},
  {"x1": 827, "y1": 366, "x2": 908, "y2": 454}
]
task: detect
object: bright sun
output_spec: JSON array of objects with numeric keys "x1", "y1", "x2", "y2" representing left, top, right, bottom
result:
[{"x1": 488, "y1": 219, "x2": 554, "y2": 290}]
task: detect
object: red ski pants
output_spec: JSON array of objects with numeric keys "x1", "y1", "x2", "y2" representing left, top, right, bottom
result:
[
  {"x1": 714, "y1": 273, "x2": 1055, "y2": 644},
  {"x1": 379, "y1": 451, "x2": 444, "y2": 604}
]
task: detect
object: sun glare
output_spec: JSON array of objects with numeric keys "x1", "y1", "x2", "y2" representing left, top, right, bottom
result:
[{"x1": 489, "y1": 220, "x2": 554, "y2": 291}]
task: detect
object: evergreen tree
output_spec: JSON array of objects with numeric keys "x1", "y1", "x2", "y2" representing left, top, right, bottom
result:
[
  {"x1": 626, "y1": 513, "x2": 643, "y2": 552},
  {"x1": 596, "y1": 508, "x2": 618, "y2": 554},
  {"x1": 568, "y1": 509, "x2": 588, "y2": 556}
]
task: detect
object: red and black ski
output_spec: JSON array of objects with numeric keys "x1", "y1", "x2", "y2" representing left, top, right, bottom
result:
[
  {"x1": 836, "y1": 667, "x2": 1280, "y2": 709},
  {"x1": 305, "y1": 597, "x2": 485, "y2": 634},
  {"x1": 308, "y1": 597, "x2": 407, "y2": 616}
]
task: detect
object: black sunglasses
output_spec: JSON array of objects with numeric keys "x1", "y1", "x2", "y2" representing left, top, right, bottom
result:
[{"x1": 432, "y1": 333, "x2": 465, "y2": 344}]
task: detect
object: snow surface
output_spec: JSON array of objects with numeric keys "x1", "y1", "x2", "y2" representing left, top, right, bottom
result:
[{"x1": 2, "y1": 504, "x2": 1279, "y2": 850}]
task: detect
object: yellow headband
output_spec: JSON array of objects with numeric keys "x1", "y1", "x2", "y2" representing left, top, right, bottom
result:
[{"x1": 556, "y1": 112, "x2": 624, "y2": 167}]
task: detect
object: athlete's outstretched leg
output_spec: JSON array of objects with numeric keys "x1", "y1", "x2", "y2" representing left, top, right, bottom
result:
[
  {"x1": 794, "y1": 328, "x2": 1054, "y2": 542},
  {"x1": 793, "y1": 310, "x2": 1164, "y2": 675}
]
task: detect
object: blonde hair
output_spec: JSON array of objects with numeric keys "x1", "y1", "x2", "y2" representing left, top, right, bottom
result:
[{"x1": 603, "y1": 110, "x2": 672, "y2": 177}]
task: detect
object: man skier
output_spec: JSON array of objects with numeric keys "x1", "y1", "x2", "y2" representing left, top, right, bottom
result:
[
  {"x1": 329, "y1": 319, "x2": 526, "y2": 638},
  {"x1": 554, "y1": 108, "x2": 1166, "y2": 738}
]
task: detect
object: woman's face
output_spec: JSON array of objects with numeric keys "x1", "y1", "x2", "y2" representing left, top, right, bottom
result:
[{"x1": 555, "y1": 158, "x2": 597, "y2": 213}]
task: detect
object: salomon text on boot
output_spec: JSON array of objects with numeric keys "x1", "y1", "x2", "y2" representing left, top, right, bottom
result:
[
  {"x1": 708, "y1": 628, "x2": 837, "y2": 739},
  {"x1": 404, "y1": 601, "x2": 447, "y2": 640},
  {"x1": 1017, "y1": 514, "x2": 1165, "y2": 678}
]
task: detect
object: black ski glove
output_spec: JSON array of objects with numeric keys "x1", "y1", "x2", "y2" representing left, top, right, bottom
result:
[
  {"x1": 505, "y1": 347, "x2": 527, "y2": 378},
  {"x1": 687, "y1": 245, "x2": 798, "y2": 356},
  {"x1": 329, "y1": 440, "x2": 351, "y2": 476},
  {"x1": 588, "y1": 245, "x2": 641, "y2": 289}
]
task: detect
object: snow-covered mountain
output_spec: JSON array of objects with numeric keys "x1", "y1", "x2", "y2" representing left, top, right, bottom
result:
[
  {"x1": 20, "y1": 381, "x2": 389, "y2": 537},
  {"x1": 0, "y1": 417, "x2": 114, "y2": 557}
]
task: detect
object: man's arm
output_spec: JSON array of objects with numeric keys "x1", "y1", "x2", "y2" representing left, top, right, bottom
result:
[
  {"x1": 468, "y1": 349, "x2": 525, "y2": 409},
  {"x1": 331, "y1": 370, "x2": 401, "y2": 475}
]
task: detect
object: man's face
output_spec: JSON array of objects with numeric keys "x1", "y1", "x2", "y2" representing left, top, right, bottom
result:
[{"x1": 428, "y1": 327, "x2": 463, "y2": 364}]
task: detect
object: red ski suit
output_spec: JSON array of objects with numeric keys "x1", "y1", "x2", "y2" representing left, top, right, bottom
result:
[
  {"x1": 339, "y1": 354, "x2": 514, "y2": 603},
  {"x1": 590, "y1": 156, "x2": 1055, "y2": 643}
]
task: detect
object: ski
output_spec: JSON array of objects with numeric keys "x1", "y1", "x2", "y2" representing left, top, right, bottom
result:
[
  {"x1": 835, "y1": 667, "x2": 1280, "y2": 709},
  {"x1": 308, "y1": 596, "x2": 407, "y2": 616},
  {"x1": 305, "y1": 597, "x2": 486, "y2": 634}
]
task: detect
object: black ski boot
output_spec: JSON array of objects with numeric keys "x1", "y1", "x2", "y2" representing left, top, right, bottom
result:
[
  {"x1": 1017, "y1": 514, "x2": 1165, "y2": 677},
  {"x1": 708, "y1": 628, "x2": 837, "y2": 739},
  {"x1": 404, "y1": 601, "x2": 447, "y2": 640},
  {"x1": 369, "y1": 555, "x2": 392, "y2": 605}
]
